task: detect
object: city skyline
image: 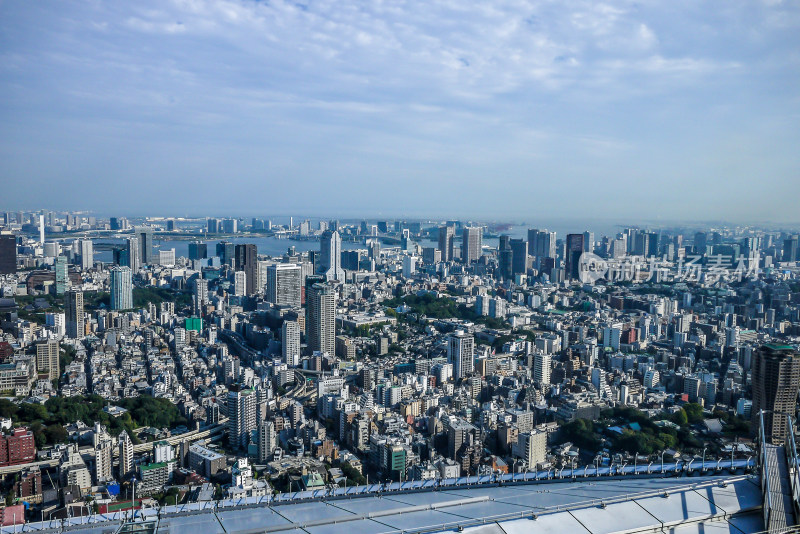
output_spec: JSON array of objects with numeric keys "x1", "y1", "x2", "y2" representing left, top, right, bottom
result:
[{"x1": 1, "y1": 1, "x2": 799, "y2": 220}]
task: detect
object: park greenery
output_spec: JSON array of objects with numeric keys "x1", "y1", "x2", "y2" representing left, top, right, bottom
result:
[
  {"x1": 557, "y1": 404, "x2": 747, "y2": 457},
  {"x1": 383, "y1": 293, "x2": 507, "y2": 329},
  {"x1": 0, "y1": 394, "x2": 186, "y2": 447}
]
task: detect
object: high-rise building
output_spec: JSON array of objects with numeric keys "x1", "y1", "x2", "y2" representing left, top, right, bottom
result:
[
  {"x1": 188, "y1": 241, "x2": 208, "y2": 260},
  {"x1": 54, "y1": 256, "x2": 68, "y2": 295},
  {"x1": 0, "y1": 234, "x2": 16, "y2": 274},
  {"x1": 512, "y1": 430, "x2": 547, "y2": 469},
  {"x1": 438, "y1": 226, "x2": 455, "y2": 262},
  {"x1": 65, "y1": 290, "x2": 84, "y2": 339},
  {"x1": 267, "y1": 264, "x2": 301, "y2": 307},
  {"x1": 319, "y1": 230, "x2": 344, "y2": 282},
  {"x1": 282, "y1": 320, "x2": 301, "y2": 367},
  {"x1": 118, "y1": 430, "x2": 134, "y2": 478},
  {"x1": 258, "y1": 420, "x2": 277, "y2": 462},
  {"x1": 136, "y1": 226, "x2": 155, "y2": 265},
  {"x1": 510, "y1": 239, "x2": 528, "y2": 276},
  {"x1": 498, "y1": 235, "x2": 513, "y2": 280},
  {"x1": 528, "y1": 229, "x2": 556, "y2": 264},
  {"x1": 235, "y1": 244, "x2": 258, "y2": 295},
  {"x1": 124, "y1": 237, "x2": 140, "y2": 272},
  {"x1": 109, "y1": 266, "x2": 133, "y2": 310},
  {"x1": 217, "y1": 241, "x2": 234, "y2": 266},
  {"x1": 533, "y1": 353, "x2": 551, "y2": 385},
  {"x1": 783, "y1": 236, "x2": 799, "y2": 263},
  {"x1": 565, "y1": 233, "x2": 585, "y2": 280},
  {"x1": 751, "y1": 344, "x2": 800, "y2": 444},
  {"x1": 461, "y1": 227, "x2": 482, "y2": 264},
  {"x1": 306, "y1": 282, "x2": 336, "y2": 355},
  {"x1": 193, "y1": 278, "x2": 208, "y2": 315},
  {"x1": 583, "y1": 231, "x2": 594, "y2": 253},
  {"x1": 227, "y1": 388, "x2": 256, "y2": 450},
  {"x1": 35, "y1": 340, "x2": 59, "y2": 381},
  {"x1": 448, "y1": 330, "x2": 474, "y2": 379},
  {"x1": 232, "y1": 270, "x2": 246, "y2": 296},
  {"x1": 94, "y1": 439, "x2": 113, "y2": 484},
  {"x1": 78, "y1": 239, "x2": 93, "y2": 270}
]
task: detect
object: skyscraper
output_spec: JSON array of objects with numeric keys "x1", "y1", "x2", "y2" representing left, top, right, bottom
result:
[
  {"x1": 0, "y1": 234, "x2": 16, "y2": 274},
  {"x1": 565, "y1": 233, "x2": 585, "y2": 280},
  {"x1": 281, "y1": 320, "x2": 301, "y2": 366},
  {"x1": 109, "y1": 266, "x2": 133, "y2": 310},
  {"x1": 462, "y1": 227, "x2": 482, "y2": 264},
  {"x1": 188, "y1": 241, "x2": 208, "y2": 260},
  {"x1": 135, "y1": 226, "x2": 155, "y2": 265},
  {"x1": 65, "y1": 289, "x2": 84, "y2": 339},
  {"x1": 319, "y1": 230, "x2": 344, "y2": 282},
  {"x1": 307, "y1": 282, "x2": 336, "y2": 355},
  {"x1": 234, "y1": 243, "x2": 258, "y2": 295},
  {"x1": 528, "y1": 229, "x2": 556, "y2": 264},
  {"x1": 54, "y1": 255, "x2": 68, "y2": 295},
  {"x1": 510, "y1": 238, "x2": 528, "y2": 276},
  {"x1": 78, "y1": 239, "x2": 93, "y2": 270},
  {"x1": 438, "y1": 225, "x2": 455, "y2": 262},
  {"x1": 267, "y1": 264, "x2": 301, "y2": 307},
  {"x1": 498, "y1": 235, "x2": 513, "y2": 280},
  {"x1": 448, "y1": 330, "x2": 474, "y2": 379},
  {"x1": 217, "y1": 241, "x2": 234, "y2": 266},
  {"x1": 227, "y1": 387, "x2": 256, "y2": 450},
  {"x1": 751, "y1": 344, "x2": 800, "y2": 444}
]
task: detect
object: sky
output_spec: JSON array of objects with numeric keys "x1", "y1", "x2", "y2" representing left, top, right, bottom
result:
[{"x1": 1, "y1": 0, "x2": 799, "y2": 223}]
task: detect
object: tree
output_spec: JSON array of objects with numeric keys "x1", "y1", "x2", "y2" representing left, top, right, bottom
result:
[
  {"x1": 671, "y1": 409, "x2": 688, "y2": 427},
  {"x1": 683, "y1": 403, "x2": 704, "y2": 424}
]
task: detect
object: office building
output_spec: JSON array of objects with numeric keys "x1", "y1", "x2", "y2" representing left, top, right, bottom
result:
[
  {"x1": 136, "y1": 226, "x2": 155, "y2": 265},
  {"x1": 217, "y1": 241, "x2": 235, "y2": 266},
  {"x1": 267, "y1": 263, "x2": 301, "y2": 307},
  {"x1": 35, "y1": 340, "x2": 59, "y2": 381},
  {"x1": 448, "y1": 330, "x2": 474, "y2": 379},
  {"x1": 438, "y1": 226, "x2": 455, "y2": 262},
  {"x1": 54, "y1": 256, "x2": 68, "y2": 295},
  {"x1": 510, "y1": 238, "x2": 527, "y2": 276},
  {"x1": 78, "y1": 239, "x2": 93, "y2": 270},
  {"x1": 65, "y1": 290, "x2": 84, "y2": 339},
  {"x1": 319, "y1": 230, "x2": 344, "y2": 282},
  {"x1": 751, "y1": 344, "x2": 800, "y2": 443},
  {"x1": 189, "y1": 241, "x2": 208, "y2": 260},
  {"x1": 0, "y1": 234, "x2": 16, "y2": 274},
  {"x1": 109, "y1": 266, "x2": 133, "y2": 310},
  {"x1": 307, "y1": 282, "x2": 336, "y2": 355},
  {"x1": 528, "y1": 229, "x2": 556, "y2": 263},
  {"x1": 228, "y1": 388, "x2": 257, "y2": 450},
  {"x1": 235, "y1": 244, "x2": 258, "y2": 295},
  {"x1": 462, "y1": 227, "x2": 482, "y2": 264},
  {"x1": 565, "y1": 233, "x2": 585, "y2": 280}
]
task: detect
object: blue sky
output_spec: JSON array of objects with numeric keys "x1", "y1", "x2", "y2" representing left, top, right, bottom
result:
[{"x1": 1, "y1": 0, "x2": 798, "y2": 222}]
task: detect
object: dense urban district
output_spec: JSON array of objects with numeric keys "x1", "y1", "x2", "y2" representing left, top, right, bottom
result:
[{"x1": 0, "y1": 212, "x2": 798, "y2": 525}]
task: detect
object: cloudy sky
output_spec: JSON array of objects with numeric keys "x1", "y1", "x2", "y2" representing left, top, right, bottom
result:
[{"x1": 1, "y1": 0, "x2": 798, "y2": 222}]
